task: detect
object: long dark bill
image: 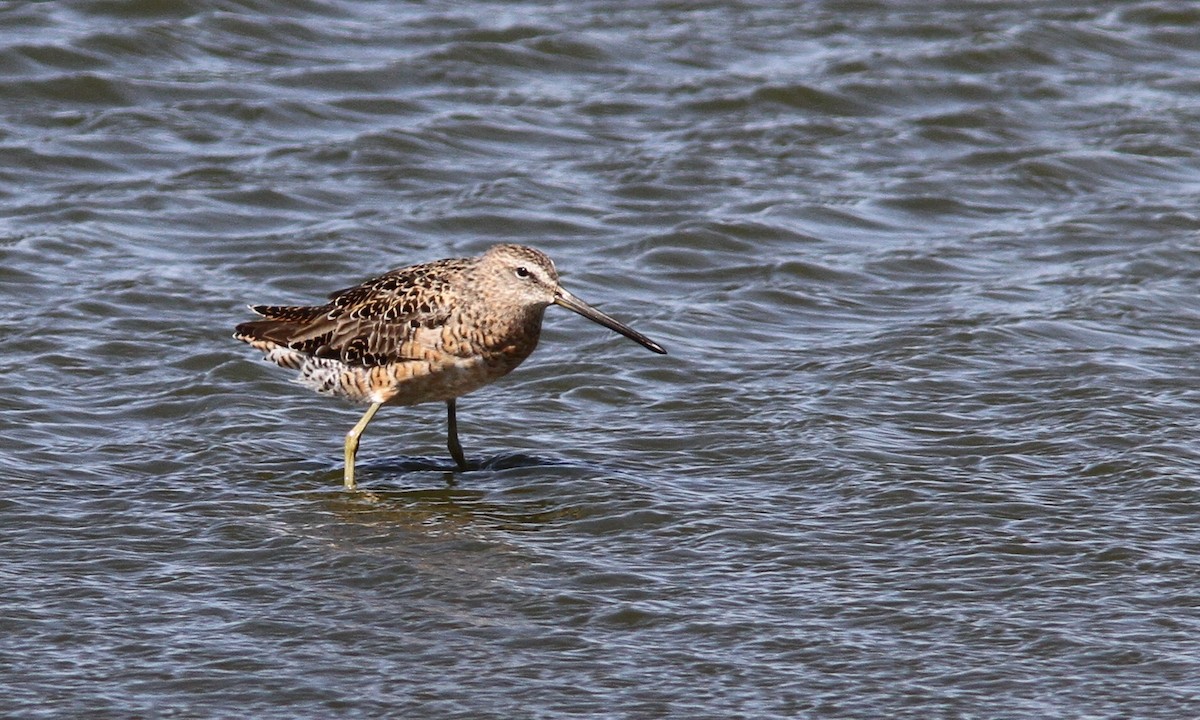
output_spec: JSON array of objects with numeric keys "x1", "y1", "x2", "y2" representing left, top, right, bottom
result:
[{"x1": 554, "y1": 288, "x2": 667, "y2": 355}]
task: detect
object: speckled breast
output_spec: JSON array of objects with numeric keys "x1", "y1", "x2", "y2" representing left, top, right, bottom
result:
[{"x1": 371, "y1": 308, "x2": 545, "y2": 406}]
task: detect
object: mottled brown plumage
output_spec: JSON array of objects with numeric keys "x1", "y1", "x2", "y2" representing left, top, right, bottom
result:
[{"x1": 234, "y1": 243, "x2": 666, "y2": 489}]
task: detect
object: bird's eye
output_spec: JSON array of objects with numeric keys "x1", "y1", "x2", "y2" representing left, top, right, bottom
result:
[{"x1": 514, "y1": 266, "x2": 531, "y2": 279}]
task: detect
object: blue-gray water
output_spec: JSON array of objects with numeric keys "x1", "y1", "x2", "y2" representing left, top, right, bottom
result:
[{"x1": 3, "y1": 2, "x2": 1199, "y2": 717}]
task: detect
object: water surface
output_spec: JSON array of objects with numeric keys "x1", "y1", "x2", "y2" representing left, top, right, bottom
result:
[{"x1": 2, "y1": 1, "x2": 1199, "y2": 718}]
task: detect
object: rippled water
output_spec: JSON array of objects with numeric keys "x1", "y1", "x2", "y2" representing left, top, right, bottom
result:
[{"x1": 3, "y1": 1, "x2": 1200, "y2": 717}]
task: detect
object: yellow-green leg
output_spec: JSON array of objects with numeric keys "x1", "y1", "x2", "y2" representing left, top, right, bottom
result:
[
  {"x1": 344, "y1": 401, "x2": 382, "y2": 490},
  {"x1": 446, "y1": 399, "x2": 468, "y2": 471}
]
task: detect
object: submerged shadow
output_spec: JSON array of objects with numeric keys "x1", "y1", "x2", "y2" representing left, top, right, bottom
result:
[
  {"x1": 364, "y1": 451, "x2": 570, "y2": 477},
  {"x1": 310, "y1": 452, "x2": 589, "y2": 530}
]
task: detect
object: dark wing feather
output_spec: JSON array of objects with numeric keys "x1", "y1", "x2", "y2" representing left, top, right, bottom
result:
[{"x1": 237, "y1": 257, "x2": 471, "y2": 367}]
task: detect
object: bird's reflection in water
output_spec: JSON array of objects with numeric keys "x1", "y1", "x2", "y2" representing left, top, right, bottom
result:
[{"x1": 316, "y1": 453, "x2": 589, "y2": 532}]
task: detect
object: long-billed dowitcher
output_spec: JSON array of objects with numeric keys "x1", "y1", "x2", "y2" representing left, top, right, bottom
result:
[{"x1": 234, "y1": 243, "x2": 666, "y2": 489}]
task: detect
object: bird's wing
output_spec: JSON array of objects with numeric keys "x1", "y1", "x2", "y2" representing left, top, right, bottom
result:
[{"x1": 240, "y1": 257, "x2": 471, "y2": 367}]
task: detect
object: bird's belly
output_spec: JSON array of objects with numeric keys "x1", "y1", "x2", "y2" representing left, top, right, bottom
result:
[
  {"x1": 289, "y1": 334, "x2": 538, "y2": 406},
  {"x1": 375, "y1": 355, "x2": 517, "y2": 406}
]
